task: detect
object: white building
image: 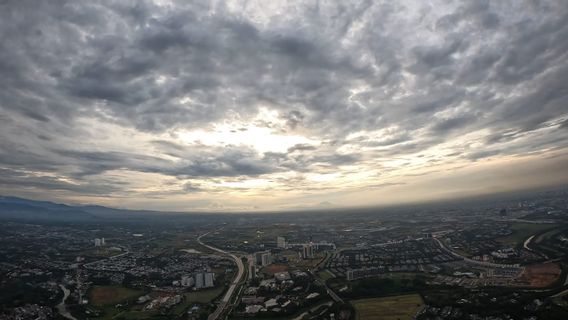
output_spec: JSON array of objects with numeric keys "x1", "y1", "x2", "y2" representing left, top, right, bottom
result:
[
  {"x1": 94, "y1": 238, "x2": 102, "y2": 247},
  {"x1": 265, "y1": 298, "x2": 278, "y2": 308},
  {"x1": 204, "y1": 273, "x2": 214, "y2": 288},
  {"x1": 195, "y1": 273, "x2": 204, "y2": 289},
  {"x1": 181, "y1": 276, "x2": 194, "y2": 287},
  {"x1": 277, "y1": 236, "x2": 286, "y2": 249},
  {"x1": 261, "y1": 252, "x2": 272, "y2": 266},
  {"x1": 249, "y1": 264, "x2": 257, "y2": 279},
  {"x1": 255, "y1": 251, "x2": 272, "y2": 266},
  {"x1": 195, "y1": 272, "x2": 214, "y2": 289}
]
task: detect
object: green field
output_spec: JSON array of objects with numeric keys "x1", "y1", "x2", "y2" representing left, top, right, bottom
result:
[
  {"x1": 89, "y1": 285, "x2": 144, "y2": 306},
  {"x1": 318, "y1": 269, "x2": 335, "y2": 281},
  {"x1": 172, "y1": 287, "x2": 224, "y2": 315},
  {"x1": 534, "y1": 226, "x2": 567, "y2": 244},
  {"x1": 352, "y1": 294, "x2": 424, "y2": 320},
  {"x1": 88, "y1": 287, "x2": 223, "y2": 319},
  {"x1": 497, "y1": 223, "x2": 556, "y2": 246},
  {"x1": 185, "y1": 287, "x2": 224, "y2": 304},
  {"x1": 114, "y1": 310, "x2": 157, "y2": 320}
]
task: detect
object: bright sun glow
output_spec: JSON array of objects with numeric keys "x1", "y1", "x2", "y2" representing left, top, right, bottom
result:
[{"x1": 177, "y1": 109, "x2": 317, "y2": 153}]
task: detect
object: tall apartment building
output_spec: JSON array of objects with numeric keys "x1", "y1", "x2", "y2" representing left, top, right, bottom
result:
[{"x1": 277, "y1": 236, "x2": 286, "y2": 248}]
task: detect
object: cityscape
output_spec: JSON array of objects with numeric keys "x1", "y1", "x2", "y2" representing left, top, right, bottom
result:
[
  {"x1": 1, "y1": 188, "x2": 567, "y2": 319},
  {"x1": 1, "y1": 0, "x2": 568, "y2": 319}
]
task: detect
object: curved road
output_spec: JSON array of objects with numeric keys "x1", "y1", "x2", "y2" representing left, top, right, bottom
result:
[
  {"x1": 523, "y1": 235, "x2": 536, "y2": 251},
  {"x1": 56, "y1": 285, "x2": 77, "y2": 320},
  {"x1": 434, "y1": 237, "x2": 521, "y2": 269},
  {"x1": 197, "y1": 232, "x2": 245, "y2": 320}
]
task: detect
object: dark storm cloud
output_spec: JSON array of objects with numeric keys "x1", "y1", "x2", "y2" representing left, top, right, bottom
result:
[
  {"x1": 0, "y1": 168, "x2": 124, "y2": 195},
  {"x1": 51, "y1": 149, "x2": 172, "y2": 177},
  {"x1": 283, "y1": 110, "x2": 305, "y2": 129},
  {"x1": 173, "y1": 152, "x2": 276, "y2": 178},
  {"x1": 313, "y1": 154, "x2": 361, "y2": 166},
  {"x1": 466, "y1": 150, "x2": 501, "y2": 161},
  {"x1": 182, "y1": 182, "x2": 202, "y2": 193},
  {"x1": 150, "y1": 141, "x2": 281, "y2": 177},
  {"x1": 151, "y1": 141, "x2": 358, "y2": 177},
  {"x1": 431, "y1": 115, "x2": 477, "y2": 134},
  {"x1": 410, "y1": 38, "x2": 467, "y2": 74},
  {"x1": 0, "y1": 0, "x2": 567, "y2": 198},
  {"x1": 288, "y1": 144, "x2": 318, "y2": 153}
]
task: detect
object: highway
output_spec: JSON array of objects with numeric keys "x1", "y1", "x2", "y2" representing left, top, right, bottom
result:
[
  {"x1": 523, "y1": 235, "x2": 536, "y2": 251},
  {"x1": 318, "y1": 277, "x2": 343, "y2": 303},
  {"x1": 434, "y1": 237, "x2": 521, "y2": 269},
  {"x1": 197, "y1": 232, "x2": 245, "y2": 320},
  {"x1": 311, "y1": 251, "x2": 343, "y2": 303}
]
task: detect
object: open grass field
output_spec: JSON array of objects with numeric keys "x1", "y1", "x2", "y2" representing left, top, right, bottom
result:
[
  {"x1": 318, "y1": 269, "x2": 335, "y2": 281},
  {"x1": 90, "y1": 305, "x2": 124, "y2": 320},
  {"x1": 115, "y1": 310, "x2": 157, "y2": 320},
  {"x1": 183, "y1": 287, "x2": 223, "y2": 304},
  {"x1": 89, "y1": 285, "x2": 144, "y2": 306},
  {"x1": 497, "y1": 223, "x2": 555, "y2": 246},
  {"x1": 534, "y1": 226, "x2": 568, "y2": 244},
  {"x1": 352, "y1": 294, "x2": 424, "y2": 320},
  {"x1": 94, "y1": 288, "x2": 223, "y2": 319},
  {"x1": 172, "y1": 287, "x2": 224, "y2": 316}
]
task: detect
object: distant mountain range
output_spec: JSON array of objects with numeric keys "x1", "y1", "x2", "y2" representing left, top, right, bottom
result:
[
  {"x1": 0, "y1": 196, "x2": 97, "y2": 221},
  {"x1": 0, "y1": 196, "x2": 227, "y2": 223},
  {"x1": 2, "y1": 185, "x2": 566, "y2": 223}
]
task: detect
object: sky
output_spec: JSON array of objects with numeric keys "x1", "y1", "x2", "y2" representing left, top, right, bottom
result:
[{"x1": 1, "y1": 0, "x2": 568, "y2": 212}]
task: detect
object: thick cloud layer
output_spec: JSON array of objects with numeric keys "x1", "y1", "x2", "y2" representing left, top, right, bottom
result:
[{"x1": 1, "y1": 0, "x2": 567, "y2": 210}]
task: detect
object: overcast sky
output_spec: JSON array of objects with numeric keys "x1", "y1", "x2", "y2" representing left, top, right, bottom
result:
[{"x1": 1, "y1": 0, "x2": 567, "y2": 211}]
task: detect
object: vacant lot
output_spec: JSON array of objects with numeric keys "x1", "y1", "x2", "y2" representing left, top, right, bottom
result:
[
  {"x1": 261, "y1": 264, "x2": 289, "y2": 275},
  {"x1": 352, "y1": 294, "x2": 424, "y2": 320},
  {"x1": 295, "y1": 253, "x2": 325, "y2": 268},
  {"x1": 519, "y1": 263, "x2": 562, "y2": 287},
  {"x1": 89, "y1": 285, "x2": 144, "y2": 306}
]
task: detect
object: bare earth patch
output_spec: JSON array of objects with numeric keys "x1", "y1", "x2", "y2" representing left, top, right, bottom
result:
[
  {"x1": 261, "y1": 264, "x2": 290, "y2": 275},
  {"x1": 519, "y1": 263, "x2": 561, "y2": 287}
]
